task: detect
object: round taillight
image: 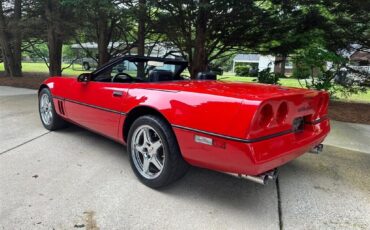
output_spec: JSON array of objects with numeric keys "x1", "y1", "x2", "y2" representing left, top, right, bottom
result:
[
  {"x1": 276, "y1": 102, "x2": 288, "y2": 124},
  {"x1": 259, "y1": 104, "x2": 273, "y2": 127}
]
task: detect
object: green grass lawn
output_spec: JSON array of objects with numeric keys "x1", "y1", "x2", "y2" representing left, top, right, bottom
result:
[
  {"x1": 219, "y1": 72, "x2": 370, "y2": 103},
  {"x1": 218, "y1": 73, "x2": 306, "y2": 88},
  {"x1": 1, "y1": 62, "x2": 369, "y2": 102},
  {"x1": 0, "y1": 62, "x2": 87, "y2": 76}
]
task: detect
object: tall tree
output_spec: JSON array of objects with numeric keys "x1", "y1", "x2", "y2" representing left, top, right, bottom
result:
[
  {"x1": 191, "y1": 0, "x2": 208, "y2": 78},
  {"x1": 261, "y1": 0, "x2": 370, "y2": 65},
  {"x1": 0, "y1": 0, "x2": 22, "y2": 77},
  {"x1": 258, "y1": 1, "x2": 328, "y2": 75},
  {"x1": 44, "y1": 0, "x2": 63, "y2": 76},
  {"x1": 67, "y1": 0, "x2": 138, "y2": 67},
  {"x1": 155, "y1": 0, "x2": 272, "y2": 78},
  {"x1": 136, "y1": 0, "x2": 146, "y2": 77},
  {"x1": 322, "y1": 0, "x2": 370, "y2": 52},
  {"x1": 23, "y1": 0, "x2": 77, "y2": 76}
]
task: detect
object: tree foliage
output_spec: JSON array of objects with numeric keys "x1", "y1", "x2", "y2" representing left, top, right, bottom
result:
[
  {"x1": 21, "y1": 0, "x2": 78, "y2": 75},
  {"x1": 0, "y1": 0, "x2": 368, "y2": 96},
  {"x1": 154, "y1": 0, "x2": 275, "y2": 78},
  {"x1": 0, "y1": 0, "x2": 22, "y2": 77},
  {"x1": 293, "y1": 43, "x2": 367, "y2": 97}
]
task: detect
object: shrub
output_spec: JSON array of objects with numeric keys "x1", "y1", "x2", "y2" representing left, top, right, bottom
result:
[
  {"x1": 257, "y1": 68, "x2": 280, "y2": 84},
  {"x1": 235, "y1": 65, "x2": 250, "y2": 76},
  {"x1": 293, "y1": 44, "x2": 368, "y2": 98},
  {"x1": 249, "y1": 68, "x2": 259, "y2": 77},
  {"x1": 292, "y1": 65, "x2": 310, "y2": 79}
]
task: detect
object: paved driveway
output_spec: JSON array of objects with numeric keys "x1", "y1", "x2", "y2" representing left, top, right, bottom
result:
[{"x1": 1, "y1": 86, "x2": 369, "y2": 229}]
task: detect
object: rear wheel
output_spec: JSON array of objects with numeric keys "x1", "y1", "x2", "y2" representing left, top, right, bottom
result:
[
  {"x1": 128, "y1": 115, "x2": 189, "y2": 188},
  {"x1": 39, "y1": 88, "x2": 67, "y2": 130}
]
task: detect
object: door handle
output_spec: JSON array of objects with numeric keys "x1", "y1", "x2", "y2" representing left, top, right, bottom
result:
[{"x1": 113, "y1": 91, "x2": 123, "y2": 97}]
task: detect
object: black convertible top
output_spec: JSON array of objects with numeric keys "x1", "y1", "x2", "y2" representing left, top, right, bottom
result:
[
  {"x1": 92, "y1": 55, "x2": 188, "y2": 77},
  {"x1": 122, "y1": 55, "x2": 188, "y2": 65}
]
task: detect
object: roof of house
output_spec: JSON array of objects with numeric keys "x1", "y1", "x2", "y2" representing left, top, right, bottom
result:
[
  {"x1": 350, "y1": 50, "x2": 370, "y2": 62},
  {"x1": 233, "y1": 54, "x2": 260, "y2": 62}
]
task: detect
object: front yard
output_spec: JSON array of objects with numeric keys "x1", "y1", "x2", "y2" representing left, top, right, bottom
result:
[
  {"x1": 1, "y1": 62, "x2": 369, "y2": 103},
  {"x1": 219, "y1": 73, "x2": 370, "y2": 103},
  {"x1": 0, "y1": 62, "x2": 86, "y2": 76}
]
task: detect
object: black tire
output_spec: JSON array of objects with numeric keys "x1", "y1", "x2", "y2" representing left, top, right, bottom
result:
[
  {"x1": 83, "y1": 62, "x2": 91, "y2": 71},
  {"x1": 128, "y1": 115, "x2": 189, "y2": 188},
  {"x1": 38, "y1": 88, "x2": 68, "y2": 131}
]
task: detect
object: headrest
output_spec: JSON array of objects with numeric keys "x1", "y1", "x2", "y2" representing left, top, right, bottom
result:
[
  {"x1": 148, "y1": 70, "x2": 173, "y2": 82},
  {"x1": 196, "y1": 71, "x2": 217, "y2": 80}
]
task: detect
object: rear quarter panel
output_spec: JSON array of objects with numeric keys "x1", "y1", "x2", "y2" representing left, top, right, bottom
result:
[{"x1": 122, "y1": 88, "x2": 259, "y2": 139}]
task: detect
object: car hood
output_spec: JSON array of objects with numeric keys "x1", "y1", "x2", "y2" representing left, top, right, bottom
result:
[{"x1": 133, "y1": 80, "x2": 315, "y2": 101}]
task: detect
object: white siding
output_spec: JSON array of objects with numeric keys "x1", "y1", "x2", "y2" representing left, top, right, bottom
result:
[{"x1": 259, "y1": 55, "x2": 275, "y2": 72}]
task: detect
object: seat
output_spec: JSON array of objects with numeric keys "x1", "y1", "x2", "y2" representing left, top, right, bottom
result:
[{"x1": 148, "y1": 70, "x2": 173, "y2": 82}]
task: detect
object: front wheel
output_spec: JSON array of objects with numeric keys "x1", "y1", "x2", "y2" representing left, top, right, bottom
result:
[
  {"x1": 39, "y1": 88, "x2": 67, "y2": 130},
  {"x1": 128, "y1": 115, "x2": 189, "y2": 188}
]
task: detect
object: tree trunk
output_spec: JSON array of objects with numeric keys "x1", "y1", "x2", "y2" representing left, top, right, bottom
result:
[
  {"x1": 97, "y1": 18, "x2": 110, "y2": 67},
  {"x1": 137, "y1": 0, "x2": 146, "y2": 77},
  {"x1": 190, "y1": 0, "x2": 209, "y2": 79},
  {"x1": 280, "y1": 54, "x2": 287, "y2": 76},
  {"x1": 275, "y1": 54, "x2": 287, "y2": 76},
  {"x1": 47, "y1": 34, "x2": 63, "y2": 76},
  {"x1": 0, "y1": 1, "x2": 22, "y2": 77},
  {"x1": 45, "y1": 0, "x2": 63, "y2": 76},
  {"x1": 2, "y1": 52, "x2": 10, "y2": 75},
  {"x1": 13, "y1": 0, "x2": 22, "y2": 76}
]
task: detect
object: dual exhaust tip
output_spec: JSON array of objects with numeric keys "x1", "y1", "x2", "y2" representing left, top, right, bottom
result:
[
  {"x1": 309, "y1": 144, "x2": 324, "y2": 154},
  {"x1": 226, "y1": 169, "x2": 278, "y2": 185},
  {"x1": 226, "y1": 144, "x2": 324, "y2": 185}
]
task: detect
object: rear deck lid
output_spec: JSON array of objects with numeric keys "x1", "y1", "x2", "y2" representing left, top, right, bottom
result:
[{"x1": 134, "y1": 80, "x2": 316, "y2": 101}]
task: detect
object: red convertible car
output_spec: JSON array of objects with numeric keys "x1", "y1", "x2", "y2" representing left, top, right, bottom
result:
[{"x1": 38, "y1": 56, "x2": 330, "y2": 188}]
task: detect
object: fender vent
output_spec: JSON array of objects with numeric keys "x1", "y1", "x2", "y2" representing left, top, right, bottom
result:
[{"x1": 58, "y1": 100, "x2": 65, "y2": 115}]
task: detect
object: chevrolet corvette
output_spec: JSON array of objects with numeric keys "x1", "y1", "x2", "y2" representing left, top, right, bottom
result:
[{"x1": 38, "y1": 56, "x2": 330, "y2": 188}]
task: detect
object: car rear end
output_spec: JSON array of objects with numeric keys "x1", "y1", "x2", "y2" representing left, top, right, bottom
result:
[
  {"x1": 244, "y1": 90, "x2": 330, "y2": 175},
  {"x1": 174, "y1": 88, "x2": 330, "y2": 182},
  {"x1": 229, "y1": 89, "x2": 330, "y2": 173}
]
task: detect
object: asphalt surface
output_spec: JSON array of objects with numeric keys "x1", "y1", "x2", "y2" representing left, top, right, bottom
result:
[{"x1": 1, "y1": 86, "x2": 369, "y2": 230}]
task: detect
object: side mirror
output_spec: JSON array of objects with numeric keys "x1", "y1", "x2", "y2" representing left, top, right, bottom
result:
[{"x1": 77, "y1": 73, "x2": 92, "y2": 82}]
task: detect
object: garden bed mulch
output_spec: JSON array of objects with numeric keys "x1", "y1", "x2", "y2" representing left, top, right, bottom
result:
[
  {"x1": 0, "y1": 72, "x2": 50, "y2": 89},
  {"x1": 329, "y1": 100, "x2": 370, "y2": 125},
  {"x1": 1, "y1": 74, "x2": 369, "y2": 125}
]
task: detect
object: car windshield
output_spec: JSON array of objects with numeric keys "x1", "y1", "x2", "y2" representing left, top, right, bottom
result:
[{"x1": 92, "y1": 57, "x2": 187, "y2": 83}]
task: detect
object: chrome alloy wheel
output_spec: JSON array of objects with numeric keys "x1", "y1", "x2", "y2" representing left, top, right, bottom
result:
[
  {"x1": 40, "y1": 93, "x2": 53, "y2": 125},
  {"x1": 131, "y1": 125, "x2": 165, "y2": 179}
]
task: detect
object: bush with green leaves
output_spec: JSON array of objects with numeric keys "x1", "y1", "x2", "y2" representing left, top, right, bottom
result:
[
  {"x1": 235, "y1": 65, "x2": 250, "y2": 77},
  {"x1": 256, "y1": 68, "x2": 280, "y2": 84},
  {"x1": 293, "y1": 45, "x2": 368, "y2": 98},
  {"x1": 211, "y1": 56, "x2": 233, "y2": 72},
  {"x1": 292, "y1": 65, "x2": 310, "y2": 79}
]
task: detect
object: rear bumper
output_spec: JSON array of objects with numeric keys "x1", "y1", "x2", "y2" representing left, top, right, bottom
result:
[{"x1": 174, "y1": 119, "x2": 330, "y2": 175}]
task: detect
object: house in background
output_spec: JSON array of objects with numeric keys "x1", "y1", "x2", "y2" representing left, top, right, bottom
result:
[
  {"x1": 329, "y1": 47, "x2": 370, "y2": 76},
  {"x1": 337, "y1": 45, "x2": 370, "y2": 73},
  {"x1": 232, "y1": 54, "x2": 293, "y2": 75},
  {"x1": 348, "y1": 50, "x2": 370, "y2": 85},
  {"x1": 349, "y1": 50, "x2": 370, "y2": 71}
]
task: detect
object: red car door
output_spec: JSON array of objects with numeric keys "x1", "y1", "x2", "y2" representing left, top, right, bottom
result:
[{"x1": 65, "y1": 80, "x2": 128, "y2": 141}]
